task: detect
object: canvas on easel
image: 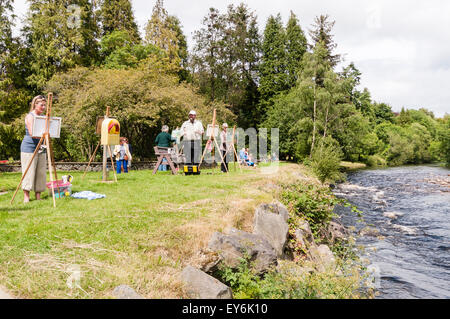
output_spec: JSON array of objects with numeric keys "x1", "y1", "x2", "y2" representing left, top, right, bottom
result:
[{"x1": 32, "y1": 116, "x2": 62, "y2": 138}]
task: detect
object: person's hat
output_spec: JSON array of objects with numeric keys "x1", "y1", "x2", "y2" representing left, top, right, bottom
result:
[
  {"x1": 222, "y1": 123, "x2": 228, "y2": 128},
  {"x1": 189, "y1": 110, "x2": 197, "y2": 115}
]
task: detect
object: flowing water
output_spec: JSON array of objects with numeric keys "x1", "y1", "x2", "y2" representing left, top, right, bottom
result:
[{"x1": 333, "y1": 165, "x2": 450, "y2": 299}]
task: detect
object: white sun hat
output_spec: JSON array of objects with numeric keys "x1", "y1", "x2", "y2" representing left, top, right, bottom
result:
[{"x1": 189, "y1": 110, "x2": 197, "y2": 115}]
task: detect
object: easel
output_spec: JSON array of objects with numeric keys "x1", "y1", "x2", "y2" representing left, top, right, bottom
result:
[
  {"x1": 11, "y1": 93, "x2": 58, "y2": 207},
  {"x1": 224, "y1": 126, "x2": 242, "y2": 172},
  {"x1": 81, "y1": 106, "x2": 117, "y2": 183},
  {"x1": 152, "y1": 146, "x2": 177, "y2": 174},
  {"x1": 199, "y1": 109, "x2": 228, "y2": 173}
]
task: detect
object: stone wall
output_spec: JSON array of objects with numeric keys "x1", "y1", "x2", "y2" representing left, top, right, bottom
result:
[{"x1": 0, "y1": 161, "x2": 218, "y2": 173}]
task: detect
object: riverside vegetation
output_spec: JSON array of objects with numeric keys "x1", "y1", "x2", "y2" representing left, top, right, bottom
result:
[{"x1": 0, "y1": 163, "x2": 373, "y2": 299}]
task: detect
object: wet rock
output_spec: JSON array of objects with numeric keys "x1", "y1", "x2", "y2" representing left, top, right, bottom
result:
[
  {"x1": 253, "y1": 205, "x2": 289, "y2": 257},
  {"x1": 383, "y1": 211, "x2": 404, "y2": 220},
  {"x1": 359, "y1": 227, "x2": 380, "y2": 237},
  {"x1": 182, "y1": 266, "x2": 233, "y2": 299},
  {"x1": 208, "y1": 228, "x2": 277, "y2": 274},
  {"x1": 112, "y1": 285, "x2": 144, "y2": 299}
]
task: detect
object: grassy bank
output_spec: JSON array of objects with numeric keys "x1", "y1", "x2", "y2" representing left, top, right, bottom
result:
[{"x1": 0, "y1": 163, "x2": 367, "y2": 299}]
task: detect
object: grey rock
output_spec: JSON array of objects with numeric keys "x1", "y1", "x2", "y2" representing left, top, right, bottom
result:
[
  {"x1": 253, "y1": 206, "x2": 289, "y2": 257},
  {"x1": 327, "y1": 221, "x2": 348, "y2": 242},
  {"x1": 308, "y1": 244, "x2": 336, "y2": 272},
  {"x1": 294, "y1": 219, "x2": 315, "y2": 246},
  {"x1": 112, "y1": 285, "x2": 144, "y2": 299},
  {"x1": 208, "y1": 228, "x2": 277, "y2": 274},
  {"x1": 182, "y1": 266, "x2": 233, "y2": 299},
  {"x1": 255, "y1": 202, "x2": 289, "y2": 222}
]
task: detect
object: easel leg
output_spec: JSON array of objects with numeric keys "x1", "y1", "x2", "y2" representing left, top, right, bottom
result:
[
  {"x1": 45, "y1": 134, "x2": 56, "y2": 208},
  {"x1": 153, "y1": 156, "x2": 164, "y2": 174},
  {"x1": 10, "y1": 135, "x2": 45, "y2": 204},
  {"x1": 233, "y1": 145, "x2": 242, "y2": 172},
  {"x1": 82, "y1": 140, "x2": 101, "y2": 180},
  {"x1": 108, "y1": 145, "x2": 117, "y2": 183},
  {"x1": 214, "y1": 138, "x2": 228, "y2": 173}
]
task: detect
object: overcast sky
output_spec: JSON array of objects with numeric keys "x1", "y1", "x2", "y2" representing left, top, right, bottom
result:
[{"x1": 11, "y1": 0, "x2": 450, "y2": 117}]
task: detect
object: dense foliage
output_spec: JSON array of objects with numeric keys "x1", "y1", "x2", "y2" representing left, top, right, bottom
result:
[{"x1": 0, "y1": 0, "x2": 448, "y2": 168}]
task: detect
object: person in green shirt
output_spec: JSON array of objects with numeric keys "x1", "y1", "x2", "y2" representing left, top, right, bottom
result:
[{"x1": 155, "y1": 125, "x2": 175, "y2": 171}]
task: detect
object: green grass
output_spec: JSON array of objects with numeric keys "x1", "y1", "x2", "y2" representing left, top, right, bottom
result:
[{"x1": 0, "y1": 163, "x2": 286, "y2": 298}]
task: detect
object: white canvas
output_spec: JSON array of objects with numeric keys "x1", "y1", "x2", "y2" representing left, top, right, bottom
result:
[{"x1": 32, "y1": 116, "x2": 62, "y2": 138}]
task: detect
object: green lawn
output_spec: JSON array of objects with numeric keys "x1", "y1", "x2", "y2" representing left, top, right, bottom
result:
[{"x1": 0, "y1": 163, "x2": 290, "y2": 298}]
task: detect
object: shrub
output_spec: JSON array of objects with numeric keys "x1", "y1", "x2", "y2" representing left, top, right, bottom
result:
[
  {"x1": 309, "y1": 137, "x2": 344, "y2": 183},
  {"x1": 366, "y1": 154, "x2": 387, "y2": 167}
]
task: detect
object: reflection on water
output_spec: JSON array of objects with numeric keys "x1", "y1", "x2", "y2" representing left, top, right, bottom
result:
[{"x1": 334, "y1": 165, "x2": 450, "y2": 299}]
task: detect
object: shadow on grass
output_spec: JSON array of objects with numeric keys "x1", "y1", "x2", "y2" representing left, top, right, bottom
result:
[{"x1": 0, "y1": 205, "x2": 34, "y2": 212}]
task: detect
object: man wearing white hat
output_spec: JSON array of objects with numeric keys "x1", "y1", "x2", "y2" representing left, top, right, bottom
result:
[{"x1": 181, "y1": 110, "x2": 204, "y2": 165}]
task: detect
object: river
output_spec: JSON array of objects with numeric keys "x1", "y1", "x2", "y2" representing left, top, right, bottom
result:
[{"x1": 333, "y1": 165, "x2": 450, "y2": 299}]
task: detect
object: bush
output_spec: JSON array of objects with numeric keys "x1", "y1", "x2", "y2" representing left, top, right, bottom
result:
[
  {"x1": 309, "y1": 137, "x2": 344, "y2": 183},
  {"x1": 366, "y1": 154, "x2": 386, "y2": 167}
]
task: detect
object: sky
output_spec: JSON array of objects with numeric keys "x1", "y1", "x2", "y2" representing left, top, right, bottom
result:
[{"x1": 11, "y1": 0, "x2": 450, "y2": 117}]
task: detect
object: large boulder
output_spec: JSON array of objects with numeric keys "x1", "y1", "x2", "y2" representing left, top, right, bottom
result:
[
  {"x1": 255, "y1": 202, "x2": 289, "y2": 222},
  {"x1": 182, "y1": 266, "x2": 233, "y2": 299},
  {"x1": 112, "y1": 285, "x2": 144, "y2": 299},
  {"x1": 208, "y1": 228, "x2": 277, "y2": 274},
  {"x1": 308, "y1": 244, "x2": 336, "y2": 272},
  {"x1": 253, "y1": 204, "x2": 289, "y2": 257}
]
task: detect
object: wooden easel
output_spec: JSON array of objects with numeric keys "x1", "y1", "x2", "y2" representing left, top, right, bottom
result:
[
  {"x1": 11, "y1": 93, "x2": 58, "y2": 207},
  {"x1": 224, "y1": 126, "x2": 242, "y2": 172},
  {"x1": 81, "y1": 106, "x2": 117, "y2": 183},
  {"x1": 199, "y1": 109, "x2": 228, "y2": 173}
]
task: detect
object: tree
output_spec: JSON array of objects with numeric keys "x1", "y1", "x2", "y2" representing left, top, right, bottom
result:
[
  {"x1": 258, "y1": 14, "x2": 288, "y2": 121},
  {"x1": 285, "y1": 11, "x2": 307, "y2": 86},
  {"x1": 24, "y1": 0, "x2": 100, "y2": 89},
  {"x1": 145, "y1": 0, "x2": 180, "y2": 68},
  {"x1": 100, "y1": 0, "x2": 140, "y2": 43},
  {"x1": 191, "y1": 5, "x2": 261, "y2": 127},
  {"x1": 309, "y1": 15, "x2": 340, "y2": 67}
]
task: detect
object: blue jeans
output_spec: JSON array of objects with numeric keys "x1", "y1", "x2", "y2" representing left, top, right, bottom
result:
[
  {"x1": 158, "y1": 158, "x2": 168, "y2": 171},
  {"x1": 116, "y1": 159, "x2": 128, "y2": 174}
]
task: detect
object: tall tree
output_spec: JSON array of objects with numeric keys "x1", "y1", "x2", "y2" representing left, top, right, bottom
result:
[
  {"x1": 191, "y1": 7, "x2": 227, "y2": 101},
  {"x1": 144, "y1": 0, "x2": 184, "y2": 72},
  {"x1": 24, "y1": 0, "x2": 100, "y2": 89},
  {"x1": 191, "y1": 4, "x2": 261, "y2": 127},
  {"x1": 309, "y1": 14, "x2": 340, "y2": 67},
  {"x1": 258, "y1": 14, "x2": 288, "y2": 122},
  {"x1": 100, "y1": 0, "x2": 140, "y2": 43},
  {"x1": 285, "y1": 11, "x2": 307, "y2": 86}
]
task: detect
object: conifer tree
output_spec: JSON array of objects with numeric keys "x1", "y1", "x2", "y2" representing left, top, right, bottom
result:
[
  {"x1": 24, "y1": 0, "x2": 100, "y2": 89},
  {"x1": 258, "y1": 14, "x2": 288, "y2": 122},
  {"x1": 145, "y1": 0, "x2": 181, "y2": 69},
  {"x1": 285, "y1": 11, "x2": 307, "y2": 86},
  {"x1": 100, "y1": 0, "x2": 140, "y2": 43},
  {"x1": 309, "y1": 14, "x2": 340, "y2": 67}
]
